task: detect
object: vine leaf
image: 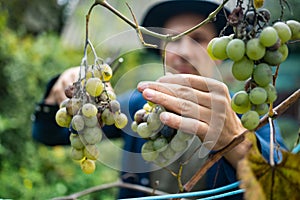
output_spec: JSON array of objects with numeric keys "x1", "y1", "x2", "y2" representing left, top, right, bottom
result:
[{"x1": 237, "y1": 132, "x2": 300, "y2": 200}]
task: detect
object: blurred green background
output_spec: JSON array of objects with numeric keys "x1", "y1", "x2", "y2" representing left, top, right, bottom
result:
[{"x1": 0, "y1": 0, "x2": 299, "y2": 199}]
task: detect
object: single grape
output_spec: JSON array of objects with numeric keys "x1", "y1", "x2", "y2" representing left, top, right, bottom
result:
[
  {"x1": 259, "y1": 26, "x2": 279, "y2": 47},
  {"x1": 263, "y1": 50, "x2": 283, "y2": 66},
  {"x1": 273, "y1": 21, "x2": 292, "y2": 43},
  {"x1": 160, "y1": 125, "x2": 177, "y2": 139},
  {"x1": 170, "y1": 135, "x2": 188, "y2": 152},
  {"x1": 71, "y1": 114, "x2": 85, "y2": 132},
  {"x1": 55, "y1": 107, "x2": 72, "y2": 128},
  {"x1": 249, "y1": 87, "x2": 268, "y2": 105},
  {"x1": 71, "y1": 148, "x2": 84, "y2": 160},
  {"x1": 100, "y1": 63, "x2": 113, "y2": 81},
  {"x1": 84, "y1": 144, "x2": 100, "y2": 160},
  {"x1": 131, "y1": 121, "x2": 138, "y2": 132},
  {"x1": 153, "y1": 137, "x2": 168, "y2": 152},
  {"x1": 264, "y1": 83, "x2": 277, "y2": 103},
  {"x1": 278, "y1": 44, "x2": 289, "y2": 62},
  {"x1": 226, "y1": 38, "x2": 245, "y2": 61},
  {"x1": 231, "y1": 56, "x2": 254, "y2": 81},
  {"x1": 82, "y1": 126, "x2": 103, "y2": 144},
  {"x1": 246, "y1": 38, "x2": 266, "y2": 60},
  {"x1": 241, "y1": 110, "x2": 260, "y2": 130},
  {"x1": 86, "y1": 66, "x2": 101, "y2": 80},
  {"x1": 86, "y1": 77, "x2": 104, "y2": 97},
  {"x1": 137, "y1": 122, "x2": 152, "y2": 138},
  {"x1": 80, "y1": 159, "x2": 96, "y2": 174},
  {"x1": 134, "y1": 109, "x2": 147, "y2": 124},
  {"x1": 109, "y1": 100, "x2": 121, "y2": 113},
  {"x1": 212, "y1": 36, "x2": 230, "y2": 60},
  {"x1": 286, "y1": 20, "x2": 300, "y2": 40},
  {"x1": 255, "y1": 103, "x2": 269, "y2": 116},
  {"x1": 147, "y1": 112, "x2": 163, "y2": 132},
  {"x1": 70, "y1": 133, "x2": 85, "y2": 149},
  {"x1": 82, "y1": 103, "x2": 98, "y2": 117},
  {"x1": 161, "y1": 146, "x2": 176, "y2": 160},
  {"x1": 101, "y1": 108, "x2": 115, "y2": 125},
  {"x1": 114, "y1": 113, "x2": 128, "y2": 129},
  {"x1": 141, "y1": 141, "x2": 159, "y2": 161},
  {"x1": 60, "y1": 98, "x2": 70, "y2": 108},
  {"x1": 232, "y1": 91, "x2": 250, "y2": 107},
  {"x1": 177, "y1": 131, "x2": 194, "y2": 141},
  {"x1": 83, "y1": 115, "x2": 98, "y2": 128},
  {"x1": 253, "y1": 63, "x2": 272, "y2": 87},
  {"x1": 66, "y1": 98, "x2": 82, "y2": 116},
  {"x1": 207, "y1": 37, "x2": 219, "y2": 60}
]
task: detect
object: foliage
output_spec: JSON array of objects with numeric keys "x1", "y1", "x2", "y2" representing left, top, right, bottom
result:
[
  {"x1": 238, "y1": 132, "x2": 300, "y2": 200},
  {"x1": 0, "y1": 14, "x2": 123, "y2": 199}
]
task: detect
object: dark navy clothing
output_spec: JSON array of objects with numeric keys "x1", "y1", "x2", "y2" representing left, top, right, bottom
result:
[{"x1": 32, "y1": 78, "x2": 286, "y2": 199}]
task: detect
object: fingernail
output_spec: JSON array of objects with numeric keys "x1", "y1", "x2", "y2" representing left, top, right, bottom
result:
[
  {"x1": 143, "y1": 88, "x2": 154, "y2": 99},
  {"x1": 137, "y1": 81, "x2": 148, "y2": 91},
  {"x1": 160, "y1": 112, "x2": 169, "y2": 123}
]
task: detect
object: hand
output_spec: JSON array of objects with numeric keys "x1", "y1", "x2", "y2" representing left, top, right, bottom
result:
[
  {"x1": 44, "y1": 66, "x2": 80, "y2": 105},
  {"x1": 137, "y1": 74, "x2": 250, "y2": 167}
]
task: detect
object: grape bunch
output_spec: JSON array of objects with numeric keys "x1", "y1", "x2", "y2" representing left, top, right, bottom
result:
[
  {"x1": 131, "y1": 102, "x2": 194, "y2": 166},
  {"x1": 55, "y1": 63, "x2": 128, "y2": 174},
  {"x1": 207, "y1": 6, "x2": 300, "y2": 131}
]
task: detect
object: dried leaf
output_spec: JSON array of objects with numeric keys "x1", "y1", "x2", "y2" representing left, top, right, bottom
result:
[{"x1": 238, "y1": 132, "x2": 300, "y2": 200}]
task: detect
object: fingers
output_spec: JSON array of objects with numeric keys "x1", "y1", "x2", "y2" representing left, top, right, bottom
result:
[{"x1": 142, "y1": 88, "x2": 211, "y2": 123}]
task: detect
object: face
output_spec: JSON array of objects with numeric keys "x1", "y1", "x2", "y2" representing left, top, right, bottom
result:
[{"x1": 163, "y1": 13, "x2": 221, "y2": 76}]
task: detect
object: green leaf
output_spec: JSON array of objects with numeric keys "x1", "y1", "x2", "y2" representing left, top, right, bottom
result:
[{"x1": 238, "y1": 132, "x2": 300, "y2": 200}]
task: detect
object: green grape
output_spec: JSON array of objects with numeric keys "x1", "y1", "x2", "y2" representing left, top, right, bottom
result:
[
  {"x1": 259, "y1": 26, "x2": 279, "y2": 47},
  {"x1": 137, "y1": 122, "x2": 152, "y2": 138},
  {"x1": 231, "y1": 101, "x2": 251, "y2": 114},
  {"x1": 131, "y1": 121, "x2": 138, "y2": 132},
  {"x1": 109, "y1": 100, "x2": 121, "y2": 113},
  {"x1": 255, "y1": 103, "x2": 269, "y2": 116},
  {"x1": 241, "y1": 110, "x2": 260, "y2": 130},
  {"x1": 82, "y1": 126, "x2": 103, "y2": 144},
  {"x1": 232, "y1": 91, "x2": 250, "y2": 107},
  {"x1": 86, "y1": 77, "x2": 104, "y2": 97},
  {"x1": 71, "y1": 114, "x2": 85, "y2": 132},
  {"x1": 114, "y1": 113, "x2": 128, "y2": 129},
  {"x1": 153, "y1": 137, "x2": 168, "y2": 152},
  {"x1": 81, "y1": 159, "x2": 96, "y2": 174},
  {"x1": 60, "y1": 98, "x2": 70, "y2": 108},
  {"x1": 278, "y1": 44, "x2": 289, "y2": 62},
  {"x1": 141, "y1": 141, "x2": 159, "y2": 161},
  {"x1": 66, "y1": 98, "x2": 82, "y2": 116},
  {"x1": 106, "y1": 90, "x2": 117, "y2": 100},
  {"x1": 100, "y1": 63, "x2": 113, "y2": 82},
  {"x1": 273, "y1": 21, "x2": 292, "y2": 43},
  {"x1": 246, "y1": 38, "x2": 266, "y2": 60},
  {"x1": 101, "y1": 108, "x2": 115, "y2": 125},
  {"x1": 226, "y1": 38, "x2": 245, "y2": 61},
  {"x1": 86, "y1": 66, "x2": 101, "y2": 80},
  {"x1": 161, "y1": 146, "x2": 176, "y2": 160},
  {"x1": 71, "y1": 148, "x2": 84, "y2": 160},
  {"x1": 263, "y1": 50, "x2": 283, "y2": 66},
  {"x1": 147, "y1": 112, "x2": 163, "y2": 132},
  {"x1": 207, "y1": 37, "x2": 219, "y2": 60},
  {"x1": 249, "y1": 87, "x2": 268, "y2": 105},
  {"x1": 83, "y1": 115, "x2": 98, "y2": 128},
  {"x1": 212, "y1": 36, "x2": 230, "y2": 60},
  {"x1": 177, "y1": 131, "x2": 194, "y2": 141},
  {"x1": 253, "y1": 63, "x2": 272, "y2": 86},
  {"x1": 170, "y1": 135, "x2": 188, "y2": 152},
  {"x1": 286, "y1": 20, "x2": 300, "y2": 40},
  {"x1": 231, "y1": 56, "x2": 254, "y2": 81},
  {"x1": 264, "y1": 83, "x2": 277, "y2": 103},
  {"x1": 55, "y1": 107, "x2": 72, "y2": 128},
  {"x1": 70, "y1": 133, "x2": 85, "y2": 149},
  {"x1": 84, "y1": 144, "x2": 100, "y2": 160},
  {"x1": 82, "y1": 103, "x2": 98, "y2": 117}
]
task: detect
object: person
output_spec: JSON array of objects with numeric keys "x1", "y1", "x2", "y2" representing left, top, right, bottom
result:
[{"x1": 32, "y1": 0, "x2": 287, "y2": 199}]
